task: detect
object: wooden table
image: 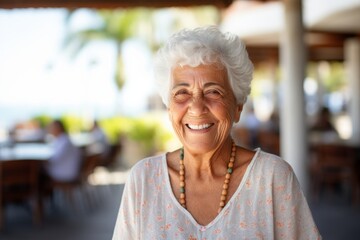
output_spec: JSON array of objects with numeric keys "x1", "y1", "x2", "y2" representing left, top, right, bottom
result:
[
  {"x1": 0, "y1": 143, "x2": 52, "y2": 161},
  {"x1": 309, "y1": 135, "x2": 360, "y2": 204},
  {"x1": 0, "y1": 143, "x2": 52, "y2": 229}
]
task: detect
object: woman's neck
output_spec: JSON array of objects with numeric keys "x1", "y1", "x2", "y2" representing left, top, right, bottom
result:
[{"x1": 182, "y1": 140, "x2": 232, "y2": 179}]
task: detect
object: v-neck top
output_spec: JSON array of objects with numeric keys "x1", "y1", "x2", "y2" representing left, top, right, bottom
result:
[{"x1": 112, "y1": 149, "x2": 321, "y2": 240}]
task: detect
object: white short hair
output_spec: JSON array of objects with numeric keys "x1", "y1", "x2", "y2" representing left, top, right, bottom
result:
[{"x1": 154, "y1": 25, "x2": 254, "y2": 107}]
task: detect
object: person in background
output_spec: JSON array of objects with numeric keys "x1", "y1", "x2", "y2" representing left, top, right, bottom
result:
[
  {"x1": 112, "y1": 26, "x2": 321, "y2": 239},
  {"x1": 89, "y1": 120, "x2": 110, "y2": 157},
  {"x1": 45, "y1": 119, "x2": 82, "y2": 182},
  {"x1": 310, "y1": 106, "x2": 339, "y2": 143},
  {"x1": 311, "y1": 107, "x2": 337, "y2": 133}
]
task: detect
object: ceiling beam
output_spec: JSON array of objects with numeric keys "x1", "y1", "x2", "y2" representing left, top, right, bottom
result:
[
  {"x1": 247, "y1": 44, "x2": 345, "y2": 64},
  {"x1": 0, "y1": 0, "x2": 233, "y2": 9}
]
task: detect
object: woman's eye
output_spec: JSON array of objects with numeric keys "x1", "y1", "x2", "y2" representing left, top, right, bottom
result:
[
  {"x1": 173, "y1": 90, "x2": 191, "y2": 102},
  {"x1": 205, "y1": 90, "x2": 222, "y2": 99},
  {"x1": 175, "y1": 89, "x2": 189, "y2": 96}
]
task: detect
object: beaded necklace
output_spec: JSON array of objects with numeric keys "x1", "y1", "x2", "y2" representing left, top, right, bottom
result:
[{"x1": 179, "y1": 141, "x2": 236, "y2": 214}]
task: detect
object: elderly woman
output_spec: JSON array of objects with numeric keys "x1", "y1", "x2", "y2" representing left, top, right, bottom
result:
[{"x1": 112, "y1": 26, "x2": 321, "y2": 239}]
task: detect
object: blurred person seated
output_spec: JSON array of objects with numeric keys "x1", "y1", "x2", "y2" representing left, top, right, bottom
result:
[
  {"x1": 310, "y1": 107, "x2": 339, "y2": 143},
  {"x1": 311, "y1": 107, "x2": 336, "y2": 132},
  {"x1": 44, "y1": 120, "x2": 82, "y2": 182},
  {"x1": 88, "y1": 120, "x2": 110, "y2": 158}
]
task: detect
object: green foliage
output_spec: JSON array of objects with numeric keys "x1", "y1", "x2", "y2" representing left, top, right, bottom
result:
[
  {"x1": 64, "y1": 8, "x2": 155, "y2": 92},
  {"x1": 31, "y1": 113, "x2": 172, "y2": 153},
  {"x1": 64, "y1": 7, "x2": 219, "y2": 93},
  {"x1": 32, "y1": 114, "x2": 53, "y2": 128},
  {"x1": 99, "y1": 116, "x2": 128, "y2": 144},
  {"x1": 306, "y1": 62, "x2": 318, "y2": 79},
  {"x1": 31, "y1": 114, "x2": 87, "y2": 133},
  {"x1": 307, "y1": 61, "x2": 346, "y2": 93},
  {"x1": 322, "y1": 62, "x2": 345, "y2": 92},
  {"x1": 115, "y1": 55, "x2": 125, "y2": 89},
  {"x1": 97, "y1": 115, "x2": 172, "y2": 153},
  {"x1": 97, "y1": 8, "x2": 153, "y2": 42},
  {"x1": 126, "y1": 118, "x2": 171, "y2": 153},
  {"x1": 59, "y1": 114, "x2": 88, "y2": 134}
]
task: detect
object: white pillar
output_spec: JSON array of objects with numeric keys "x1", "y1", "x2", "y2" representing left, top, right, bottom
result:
[
  {"x1": 345, "y1": 38, "x2": 360, "y2": 143},
  {"x1": 268, "y1": 59, "x2": 279, "y2": 115},
  {"x1": 280, "y1": 0, "x2": 308, "y2": 192}
]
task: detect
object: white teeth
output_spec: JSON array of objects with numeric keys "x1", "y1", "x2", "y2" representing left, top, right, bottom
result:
[{"x1": 187, "y1": 124, "x2": 211, "y2": 130}]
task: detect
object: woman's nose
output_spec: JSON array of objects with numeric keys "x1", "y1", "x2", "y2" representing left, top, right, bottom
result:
[{"x1": 188, "y1": 95, "x2": 207, "y2": 116}]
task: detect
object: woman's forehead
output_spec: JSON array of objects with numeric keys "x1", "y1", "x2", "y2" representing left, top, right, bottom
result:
[{"x1": 171, "y1": 64, "x2": 228, "y2": 85}]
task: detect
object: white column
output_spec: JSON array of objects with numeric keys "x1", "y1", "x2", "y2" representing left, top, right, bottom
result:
[
  {"x1": 345, "y1": 38, "x2": 360, "y2": 143},
  {"x1": 280, "y1": 0, "x2": 308, "y2": 192},
  {"x1": 268, "y1": 58, "x2": 279, "y2": 115}
]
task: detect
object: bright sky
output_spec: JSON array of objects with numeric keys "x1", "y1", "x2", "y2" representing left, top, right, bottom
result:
[{"x1": 0, "y1": 8, "x2": 155, "y2": 128}]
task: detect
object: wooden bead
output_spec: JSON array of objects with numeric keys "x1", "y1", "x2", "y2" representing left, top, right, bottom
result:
[{"x1": 225, "y1": 173, "x2": 231, "y2": 180}]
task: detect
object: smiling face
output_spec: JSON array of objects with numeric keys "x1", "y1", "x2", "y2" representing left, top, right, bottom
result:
[{"x1": 168, "y1": 64, "x2": 242, "y2": 154}]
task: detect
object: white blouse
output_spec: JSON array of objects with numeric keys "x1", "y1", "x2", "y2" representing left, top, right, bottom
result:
[{"x1": 112, "y1": 149, "x2": 321, "y2": 240}]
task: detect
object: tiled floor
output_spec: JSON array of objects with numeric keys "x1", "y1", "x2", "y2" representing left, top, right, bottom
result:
[
  {"x1": 0, "y1": 177, "x2": 359, "y2": 240},
  {"x1": 310, "y1": 191, "x2": 360, "y2": 240},
  {"x1": 0, "y1": 184, "x2": 124, "y2": 240}
]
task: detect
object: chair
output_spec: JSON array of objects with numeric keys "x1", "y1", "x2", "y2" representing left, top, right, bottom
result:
[
  {"x1": 100, "y1": 143, "x2": 122, "y2": 168},
  {"x1": 80, "y1": 153, "x2": 103, "y2": 182},
  {"x1": 0, "y1": 160, "x2": 42, "y2": 230},
  {"x1": 310, "y1": 143, "x2": 359, "y2": 203},
  {"x1": 48, "y1": 153, "x2": 103, "y2": 209}
]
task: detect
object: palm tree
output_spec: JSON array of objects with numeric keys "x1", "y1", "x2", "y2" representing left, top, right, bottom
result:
[
  {"x1": 64, "y1": 8, "x2": 154, "y2": 90},
  {"x1": 64, "y1": 6, "x2": 220, "y2": 89}
]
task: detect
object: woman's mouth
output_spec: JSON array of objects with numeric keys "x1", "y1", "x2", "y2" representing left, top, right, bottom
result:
[{"x1": 186, "y1": 123, "x2": 213, "y2": 130}]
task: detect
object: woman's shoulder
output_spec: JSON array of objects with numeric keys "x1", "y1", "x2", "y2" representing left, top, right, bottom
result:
[
  {"x1": 128, "y1": 153, "x2": 166, "y2": 177},
  {"x1": 254, "y1": 149, "x2": 294, "y2": 176}
]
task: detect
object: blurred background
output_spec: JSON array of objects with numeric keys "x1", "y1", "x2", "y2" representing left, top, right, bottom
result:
[{"x1": 0, "y1": 0, "x2": 359, "y2": 239}]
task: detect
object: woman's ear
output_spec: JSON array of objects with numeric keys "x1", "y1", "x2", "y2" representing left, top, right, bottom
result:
[{"x1": 234, "y1": 104, "x2": 243, "y2": 123}]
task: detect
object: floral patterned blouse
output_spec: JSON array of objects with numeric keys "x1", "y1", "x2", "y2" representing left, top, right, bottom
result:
[{"x1": 112, "y1": 149, "x2": 321, "y2": 240}]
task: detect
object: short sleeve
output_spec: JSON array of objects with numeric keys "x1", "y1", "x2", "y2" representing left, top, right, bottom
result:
[
  {"x1": 112, "y1": 171, "x2": 137, "y2": 240},
  {"x1": 272, "y1": 160, "x2": 321, "y2": 240}
]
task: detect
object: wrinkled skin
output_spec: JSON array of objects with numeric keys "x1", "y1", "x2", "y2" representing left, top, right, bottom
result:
[{"x1": 168, "y1": 64, "x2": 242, "y2": 156}]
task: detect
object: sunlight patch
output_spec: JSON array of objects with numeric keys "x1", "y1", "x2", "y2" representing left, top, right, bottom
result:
[{"x1": 88, "y1": 167, "x2": 130, "y2": 185}]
